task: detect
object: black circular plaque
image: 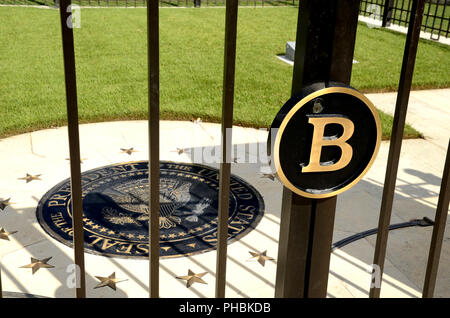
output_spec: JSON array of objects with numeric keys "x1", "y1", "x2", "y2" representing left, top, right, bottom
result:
[
  {"x1": 36, "y1": 161, "x2": 264, "y2": 258},
  {"x1": 269, "y1": 82, "x2": 381, "y2": 198}
]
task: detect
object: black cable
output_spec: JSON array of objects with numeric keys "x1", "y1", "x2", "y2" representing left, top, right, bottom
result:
[{"x1": 331, "y1": 216, "x2": 434, "y2": 251}]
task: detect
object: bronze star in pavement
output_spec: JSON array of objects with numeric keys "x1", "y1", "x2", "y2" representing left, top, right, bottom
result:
[
  {"x1": 248, "y1": 250, "x2": 274, "y2": 267},
  {"x1": 94, "y1": 272, "x2": 126, "y2": 291},
  {"x1": 0, "y1": 198, "x2": 13, "y2": 211},
  {"x1": 0, "y1": 228, "x2": 17, "y2": 241},
  {"x1": 171, "y1": 148, "x2": 189, "y2": 155},
  {"x1": 65, "y1": 157, "x2": 87, "y2": 164},
  {"x1": 120, "y1": 147, "x2": 138, "y2": 155},
  {"x1": 261, "y1": 173, "x2": 276, "y2": 181},
  {"x1": 18, "y1": 173, "x2": 42, "y2": 183},
  {"x1": 176, "y1": 269, "x2": 208, "y2": 288},
  {"x1": 20, "y1": 257, "x2": 55, "y2": 274},
  {"x1": 191, "y1": 117, "x2": 214, "y2": 141}
]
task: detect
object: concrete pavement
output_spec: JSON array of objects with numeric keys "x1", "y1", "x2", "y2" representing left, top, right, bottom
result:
[{"x1": 0, "y1": 89, "x2": 448, "y2": 298}]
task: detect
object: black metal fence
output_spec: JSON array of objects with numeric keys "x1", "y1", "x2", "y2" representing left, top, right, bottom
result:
[
  {"x1": 2, "y1": 0, "x2": 449, "y2": 39},
  {"x1": 0, "y1": 0, "x2": 299, "y2": 7},
  {"x1": 360, "y1": 0, "x2": 450, "y2": 39}
]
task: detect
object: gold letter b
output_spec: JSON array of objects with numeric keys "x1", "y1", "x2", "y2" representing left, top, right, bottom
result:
[{"x1": 302, "y1": 116, "x2": 354, "y2": 173}]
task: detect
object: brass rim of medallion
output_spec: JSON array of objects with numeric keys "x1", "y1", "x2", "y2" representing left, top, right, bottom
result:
[{"x1": 273, "y1": 87, "x2": 382, "y2": 199}]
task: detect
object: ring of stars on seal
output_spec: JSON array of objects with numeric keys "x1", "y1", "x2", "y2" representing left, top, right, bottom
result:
[{"x1": 36, "y1": 161, "x2": 265, "y2": 258}]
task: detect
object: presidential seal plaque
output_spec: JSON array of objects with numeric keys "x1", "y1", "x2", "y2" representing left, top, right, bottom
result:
[
  {"x1": 269, "y1": 82, "x2": 381, "y2": 198},
  {"x1": 36, "y1": 161, "x2": 264, "y2": 258}
]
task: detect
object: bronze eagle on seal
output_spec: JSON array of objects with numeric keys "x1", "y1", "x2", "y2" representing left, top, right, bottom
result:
[{"x1": 101, "y1": 178, "x2": 198, "y2": 229}]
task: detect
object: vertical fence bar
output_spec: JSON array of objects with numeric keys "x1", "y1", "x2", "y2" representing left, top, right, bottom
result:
[
  {"x1": 423, "y1": 0, "x2": 432, "y2": 33},
  {"x1": 59, "y1": 0, "x2": 86, "y2": 298},
  {"x1": 422, "y1": 140, "x2": 450, "y2": 298},
  {"x1": 435, "y1": 1, "x2": 448, "y2": 40},
  {"x1": 399, "y1": 0, "x2": 406, "y2": 26},
  {"x1": 147, "y1": 0, "x2": 160, "y2": 299},
  {"x1": 391, "y1": 0, "x2": 399, "y2": 24},
  {"x1": 215, "y1": 0, "x2": 238, "y2": 298},
  {"x1": 406, "y1": 0, "x2": 413, "y2": 27},
  {"x1": 0, "y1": 265, "x2": 2, "y2": 298},
  {"x1": 430, "y1": 0, "x2": 441, "y2": 39},
  {"x1": 382, "y1": 0, "x2": 394, "y2": 27},
  {"x1": 447, "y1": 13, "x2": 450, "y2": 38},
  {"x1": 369, "y1": 0, "x2": 425, "y2": 299}
]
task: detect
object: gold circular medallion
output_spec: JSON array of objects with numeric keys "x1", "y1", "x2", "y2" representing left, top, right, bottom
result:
[{"x1": 269, "y1": 82, "x2": 381, "y2": 199}]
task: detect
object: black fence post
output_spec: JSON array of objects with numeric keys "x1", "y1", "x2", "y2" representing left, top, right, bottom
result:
[
  {"x1": 274, "y1": 0, "x2": 360, "y2": 298},
  {"x1": 382, "y1": 0, "x2": 394, "y2": 27}
]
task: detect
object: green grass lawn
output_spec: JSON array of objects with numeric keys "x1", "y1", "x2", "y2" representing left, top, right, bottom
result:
[{"x1": 1, "y1": 7, "x2": 448, "y2": 139}]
